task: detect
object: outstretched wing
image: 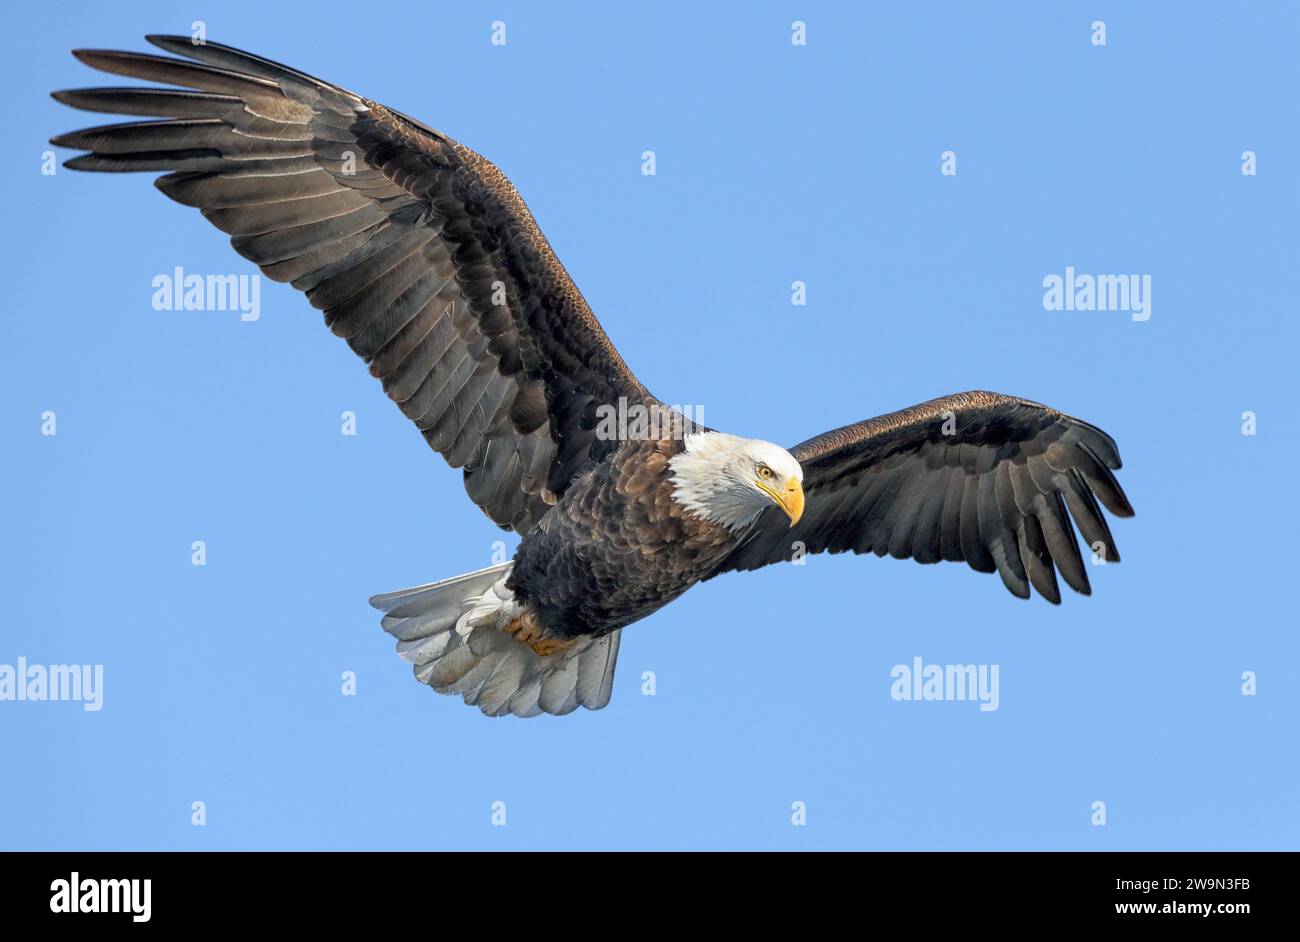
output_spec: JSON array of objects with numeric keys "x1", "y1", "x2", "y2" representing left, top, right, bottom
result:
[
  {"x1": 51, "y1": 36, "x2": 654, "y2": 533},
  {"x1": 712, "y1": 391, "x2": 1134, "y2": 602}
]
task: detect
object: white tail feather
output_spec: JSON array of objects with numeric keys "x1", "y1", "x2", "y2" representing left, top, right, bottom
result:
[{"x1": 369, "y1": 564, "x2": 621, "y2": 717}]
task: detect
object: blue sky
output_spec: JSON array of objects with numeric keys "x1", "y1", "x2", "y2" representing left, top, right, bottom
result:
[{"x1": 2, "y1": 1, "x2": 1296, "y2": 850}]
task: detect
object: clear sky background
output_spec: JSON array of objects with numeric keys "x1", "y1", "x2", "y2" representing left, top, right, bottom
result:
[{"x1": 2, "y1": 1, "x2": 1296, "y2": 850}]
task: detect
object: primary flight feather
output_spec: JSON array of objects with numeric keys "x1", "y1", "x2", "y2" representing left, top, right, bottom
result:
[{"x1": 52, "y1": 36, "x2": 1134, "y2": 717}]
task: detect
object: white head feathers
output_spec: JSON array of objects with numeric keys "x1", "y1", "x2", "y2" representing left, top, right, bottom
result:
[{"x1": 668, "y1": 431, "x2": 805, "y2": 531}]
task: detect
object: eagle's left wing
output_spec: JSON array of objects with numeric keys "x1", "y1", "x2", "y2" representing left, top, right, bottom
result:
[
  {"x1": 50, "y1": 36, "x2": 657, "y2": 535},
  {"x1": 710, "y1": 391, "x2": 1134, "y2": 602}
]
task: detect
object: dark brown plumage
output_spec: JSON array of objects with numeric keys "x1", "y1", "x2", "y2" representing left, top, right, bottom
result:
[
  {"x1": 510, "y1": 433, "x2": 735, "y2": 639},
  {"x1": 713, "y1": 391, "x2": 1133, "y2": 604},
  {"x1": 52, "y1": 38, "x2": 1134, "y2": 717},
  {"x1": 52, "y1": 36, "x2": 655, "y2": 535}
]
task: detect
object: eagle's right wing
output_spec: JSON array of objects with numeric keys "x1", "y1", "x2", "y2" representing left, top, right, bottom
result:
[{"x1": 712, "y1": 391, "x2": 1134, "y2": 603}]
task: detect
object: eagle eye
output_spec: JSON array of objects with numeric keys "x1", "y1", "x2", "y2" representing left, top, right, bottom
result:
[{"x1": 757, "y1": 464, "x2": 773, "y2": 480}]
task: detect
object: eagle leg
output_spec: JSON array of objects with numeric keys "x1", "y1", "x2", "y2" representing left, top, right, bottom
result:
[{"x1": 502, "y1": 610, "x2": 579, "y2": 657}]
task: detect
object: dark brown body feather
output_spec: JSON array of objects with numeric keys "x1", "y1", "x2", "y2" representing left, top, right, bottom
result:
[{"x1": 510, "y1": 435, "x2": 735, "y2": 638}]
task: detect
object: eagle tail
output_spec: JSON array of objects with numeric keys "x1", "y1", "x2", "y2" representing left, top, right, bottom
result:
[{"x1": 369, "y1": 565, "x2": 621, "y2": 717}]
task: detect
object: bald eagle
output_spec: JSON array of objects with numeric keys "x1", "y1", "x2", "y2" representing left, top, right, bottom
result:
[{"x1": 52, "y1": 37, "x2": 1134, "y2": 717}]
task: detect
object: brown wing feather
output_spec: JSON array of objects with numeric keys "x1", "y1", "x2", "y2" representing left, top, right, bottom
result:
[
  {"x1": 51, "y1": 36, "x2": 654, "y2": 533},
  {"x1": 711, "y1": 391, "x2": 1134, "y2": 602}
]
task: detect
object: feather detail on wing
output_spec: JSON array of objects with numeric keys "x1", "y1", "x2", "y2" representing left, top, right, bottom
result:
[
  {"x1": 52, "y1": 36, "x2": 656, "y2": 534},
  {"x1": 711, "y1": 391, "x2": 1134, "y2": 603}
]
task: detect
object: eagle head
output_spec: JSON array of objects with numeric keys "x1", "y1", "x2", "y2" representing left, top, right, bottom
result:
[{"x1": 669, "y1": 432, "x2": 805, "y2": 531}]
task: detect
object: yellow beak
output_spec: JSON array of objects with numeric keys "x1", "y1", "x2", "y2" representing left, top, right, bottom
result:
[{"x1": 759, "y1": 477, "x2": 805, "y2": 527}]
